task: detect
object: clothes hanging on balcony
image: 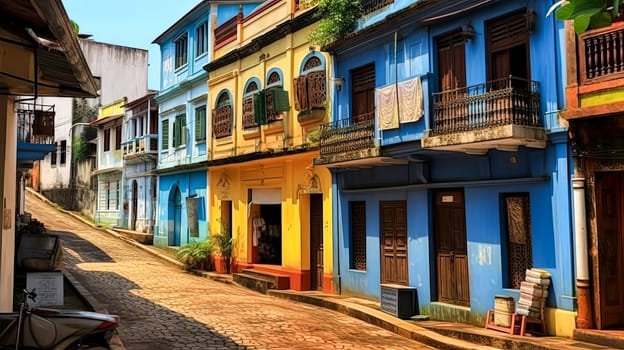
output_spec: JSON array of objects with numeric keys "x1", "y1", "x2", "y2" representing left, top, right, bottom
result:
[
  {"x1": 398, "y1": 76, "x2": 424, "y2": 123},
  {"x1": 376, "y1": 84, "x2": 399, "y2": 130},
  {"x1": 252, "y1": 217, "x2": 266, "y2": 247}
]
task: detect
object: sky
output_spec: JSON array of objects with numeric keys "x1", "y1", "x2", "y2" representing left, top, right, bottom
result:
[{"x1": 62, "y1": 0, "x2": 199, "y2": 91}]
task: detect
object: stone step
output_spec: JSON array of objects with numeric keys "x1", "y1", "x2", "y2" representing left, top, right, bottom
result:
[{"x1": 233, "y1": 269, "x2": 290, "y2": 294}]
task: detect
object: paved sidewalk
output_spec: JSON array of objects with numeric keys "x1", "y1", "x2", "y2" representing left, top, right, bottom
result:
[{"x1": 26, "y1": 188, "x2": 618, "y2": 350}]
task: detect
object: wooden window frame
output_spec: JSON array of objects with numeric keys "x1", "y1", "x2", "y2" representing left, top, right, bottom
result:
[
  {"x1": 103, "y1": 128, "x2": 111, "y2": 152},
  {"x1": 115, "y1": 125, "x2": 122, "y2": 150},
  {"x1": 60, "y1": 140, "x2": 67, "y2": 165},
  {"x1": 161, "y1": 119, "x2": 169, "y2": 150},
  {"x1": 213, "y1": 93, "x2": 233, "y2": 138},
  {"x1": 196, "y1": 22, "x2": 208, "y2": 57},
  {"x1": 174, "y1": 34, "x2": 188, "y2": 69}
]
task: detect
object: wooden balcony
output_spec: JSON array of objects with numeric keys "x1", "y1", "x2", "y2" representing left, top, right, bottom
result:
[
  {"x1": 423, "y1": 76, "x2": 546, "y2": 154},
  {"x1": 314, "y1": 115, "x2": 380, "y2": 166},
  {"x1": 122, "y1": 134, "x2": 158, "y2": 161},
  {"x1": 562, "y1": 21, "x2": 624, "y2": 120},
  {"x1": 16, "y1": 103, "x2": 55, "y2": 144}
]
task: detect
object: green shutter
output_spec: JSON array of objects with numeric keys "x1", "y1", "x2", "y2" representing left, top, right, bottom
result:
[
  {"x1": 272, "y1": 88, "x2": 290, "y2": 112},
  {"x1": 195, "y1": 107, "x2": 206, "y2": 141},
  {"x1": 161, "y1": 120, "x2": 169, "y2": 150},
  {"x1": 253, "y1": 91, "x2": 267, "y2": 125},
  {"x1": 180, "y1": 115, "x2": 187, "y2": 145},
  {"x1": 172, "y1": 117, "x2": 179, "y2": 147}
]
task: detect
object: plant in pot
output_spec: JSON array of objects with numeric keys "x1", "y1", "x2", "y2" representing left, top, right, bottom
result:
[
  {"x1": 212, "y1": 224, "x2": 234, "y2": 274},
  {"x1": 175, "y1": 239, "x2": 213, "y2": 271}
]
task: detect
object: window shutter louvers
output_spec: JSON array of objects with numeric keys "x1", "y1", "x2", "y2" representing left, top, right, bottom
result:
[{"x1": 253, "y1": 91, "x2": 267, "y2": 125}]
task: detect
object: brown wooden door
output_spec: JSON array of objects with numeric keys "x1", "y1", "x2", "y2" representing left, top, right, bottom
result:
[
  {"x1": 310, "y1": 194, "x2": 324, "y2": 290},
  {"x1": 380, "y1": 201, "x2": 408, "y2": 285},
  {"x1": 351, "y1": 63, "x2": 375, "y2": 124},
  {"x1": 434, "y1": 190, "x2": 470, "y2": 306},
  {"x1": 437, "y1": 34, "x2": 466, "y2": 92},
  {"x1": 595, "y1": 172, "x2": 624, "y2": 329}
]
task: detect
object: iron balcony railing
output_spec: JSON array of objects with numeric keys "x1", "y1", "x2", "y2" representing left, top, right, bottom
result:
[
  {"x1": 431, "y1": 76, "x2": 541, "y2": 135},
  {"x1": 578, "y1": 21, "x2": 624, "y2": 84},
  {"x1": 121, "y1": 134, "x2": 158, "y2": 158},
  {"x1": 319, "y1": 114, "x2": 375, "y2": 158},
  {"x1": 361, "y1": 0, "x2": 394, "y2": 15},
  {"x1": 16, "y1": 102, "x2": 55, "y2": 144}
]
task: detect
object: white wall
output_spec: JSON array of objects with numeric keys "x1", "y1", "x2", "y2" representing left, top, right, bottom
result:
[{"x1": 38, "y1": 96, "x2": 72, "y2": 191}]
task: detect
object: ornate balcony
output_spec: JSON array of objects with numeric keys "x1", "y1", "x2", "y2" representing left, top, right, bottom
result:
[
  {"x1": 122, "y1": 134, "x2": 158, "y2": 161},
  {"x1": 562, "y1": 21, "x2": 624, "y2": 120},
  {"x1": 314, "y1": 115, "x2": 380, "y2": 166},
  {"x1": 423, "y1": 76, "x2": 546, "y2": 154},
  {"x1": 16, "y1": 102, "x2": 55, "y2": 144}
]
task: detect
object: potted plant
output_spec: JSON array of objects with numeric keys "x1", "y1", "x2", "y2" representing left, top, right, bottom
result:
[
  {"x1": 212, "y1": 225, "x2": 234, "y2": 273},
  {"x1": 175, "y1": 239, "x2": 213, "y2": 271}
]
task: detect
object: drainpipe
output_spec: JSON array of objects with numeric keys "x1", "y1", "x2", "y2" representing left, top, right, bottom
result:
[{"x1": 573, "y1": 176, "x2": 593, "y2": 329}]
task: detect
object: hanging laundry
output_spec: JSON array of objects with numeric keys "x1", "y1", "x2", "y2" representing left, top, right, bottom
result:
[
  {"x1": 376, "y1": 84, "x2": 399, "y2": 130},
  {"x1": 398, "y1": 76, "x2": 424, "y2": 123}
]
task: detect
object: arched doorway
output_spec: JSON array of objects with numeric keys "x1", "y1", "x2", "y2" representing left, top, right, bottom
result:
[
  {"x1": 168, "y1": 185, "x2": 182, "y2": 246},
  {"x1": 130, "y1": 180, "x2": 138, "y2": 231}
]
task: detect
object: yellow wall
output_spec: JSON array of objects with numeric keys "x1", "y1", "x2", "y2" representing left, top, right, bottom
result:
[
  {"x1": 580, "y1": 87, "x2": 624, "y2": 107},
  {"x1": 210, "y1": 153, "x2": 332, "y2": 274},
  {"x1": 99, "y1": 97, "x2": 127, "y2": 118}
]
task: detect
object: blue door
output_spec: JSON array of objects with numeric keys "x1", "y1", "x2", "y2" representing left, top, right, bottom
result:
[{"x1": 168, "y1": 186, "x2": 182, "y2": 246}]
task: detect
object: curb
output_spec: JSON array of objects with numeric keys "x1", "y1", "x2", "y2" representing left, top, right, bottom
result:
[{"x1": 267, "y1": 290, "x2": 500, "y2": 350}]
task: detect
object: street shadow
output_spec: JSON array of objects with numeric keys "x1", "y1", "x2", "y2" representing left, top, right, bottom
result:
[
  {"x1": 50, "y1": 230, "x2": 115, "y2": 263},
  {"x1": 66, "y1": 269, "x2": 248, "y2": 350}
]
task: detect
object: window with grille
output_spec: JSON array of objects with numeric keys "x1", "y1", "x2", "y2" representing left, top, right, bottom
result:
[
  {"x1": 503, "y1": 193, "x2": 532, "y2": 289},
  {"x1": 242, "y1": 81, "x2": 259, "y2": 129},
  {"x1": 196, "y1": 22, "x2": 208, "y2": 57},
  {"x1": 213, "y1": 92, "x2": 233, "y2": 138},
  {"x1": 195, "y1": 106, "x2": 206, "y2": 141},
  {"x1": 50, "y1": 142, "x2": 57, "y2": 166},
  {"x1": 294, "y1": 56, "x2": 327, "y2": 113},
  {"x1": 172, "y1": 114, "x2": 186, "y2": 147},
  {"x1": 161, "y1": 119, "x2": 169, "y2": 150},
  {"x1": 60, "y1": 140, "x2": 67, "y2": 165},
  {"x1": 104, "y1": 128, "x2": 111, "y2": 151},
  {"x1": 115, "y1": 125, "x2": 122, "y2": 150},
  {"x1": 174, "y1": 34, "x2": 188, "y2": 69},
  {"x1": 350, "y1": 201, "x2": 367, "y2": 270}
]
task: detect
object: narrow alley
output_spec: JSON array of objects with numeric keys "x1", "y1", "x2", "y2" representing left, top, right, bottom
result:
[{"x1": 25, "y1": 191, "x2": 432, "y2": 350}]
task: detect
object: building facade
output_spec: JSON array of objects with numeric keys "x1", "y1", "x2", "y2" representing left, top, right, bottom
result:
[
  {"x1": 316, "y1": 0, "x2": 575, "y2": 335},
  {"x1": 92, "y1": 99, "x2": 126, "y2": 226},
  {"x1": 121, "y1": 93, "x2": 159, "y2": 235},
  {"x1": 204, "y1": 0, "x2": 335, "y2": 292},
  {"x1": 37, "y1": 39, "x2": 148, "y2": 218},
  {"x1": 562, "y1": 18, "x2": 624, "y2": 330}
]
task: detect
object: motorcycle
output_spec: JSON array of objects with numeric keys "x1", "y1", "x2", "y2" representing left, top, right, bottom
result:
[{"x1": 0, "y1": 289, "x2": 120, "y2": 349}]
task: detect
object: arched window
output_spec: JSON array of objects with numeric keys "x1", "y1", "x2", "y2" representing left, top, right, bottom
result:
[
  {"x1": 265, "y1": 69, "x2": 288, "y2": 122},
  {"x1": 242, "y1": 79, "x2": 260, "y2": 129},
  {"x1": 294, "y1": 53, "x2": 327, "y2": 113},
  {"x1": 212, "y1": 90, "x2": 232, "y2": 138}
]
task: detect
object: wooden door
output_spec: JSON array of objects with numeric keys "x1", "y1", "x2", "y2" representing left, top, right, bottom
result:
[
  {"x1": 131, "y1": 180, "x2": 138, "y2": 231},
  {"x1": 351, "y1": 63, "x2": 376, "y2": 124},
  {"x1": 380, "y1": 201, "x2": 408, "y2": 285},
  {"x1": 595, "y1": 172, "x2": 624, "y2": 329},
  {"x1": 434, "y1": 189, "x2": 470, "y2": 306},
  {"x1": 310, "y1": 194, "x2": 323, "y2": 290},
  {"x1": 437, "y1": 33, "x2": 466, "y2": 131}
]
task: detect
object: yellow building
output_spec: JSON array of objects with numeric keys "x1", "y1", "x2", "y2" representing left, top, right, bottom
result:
[{"x1": 205, "y1": 0, "x2": 334, "y2": 292}]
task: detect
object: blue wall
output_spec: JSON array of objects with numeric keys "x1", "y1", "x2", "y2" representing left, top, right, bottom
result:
[{"x1": 155, "y1": 170, "x2": 208, "y2": 247}]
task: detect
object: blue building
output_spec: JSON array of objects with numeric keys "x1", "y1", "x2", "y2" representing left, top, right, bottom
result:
[
  {"x1": 315, "y1": 0, "x2": 575, "y2": 335},
  {"x1": 152, "y1": 1, "x2": 262, "y2": 247}
]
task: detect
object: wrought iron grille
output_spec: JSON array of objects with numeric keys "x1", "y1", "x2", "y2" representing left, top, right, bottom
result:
[
  {"x1": 212, "y1": 104, "x2": 232, "y2": 138},
  {"x1": 504, "y1": 194, "x2": 532, "y2": 289},
  {"x1": 16, "y1": 102, "x2": 55, "y2": 144},
  {"x1": 351, "y1": 201, "x2": 367, "y2": 271},
  {"x1": 319, "y1": 115, "x2": 375, "y2": 157},
  {"x1": 361, "y1": 0, "x2": 394, "y2": 15},
  {"x1": 242, "y1": 96, "x2": 257, "y2": 129},
  {"x1": 431, "y1": 76, "x2": 541, "y2": 135},
  {"x1": 579, "y1": 23, "x2": 624, "y2": 83}
]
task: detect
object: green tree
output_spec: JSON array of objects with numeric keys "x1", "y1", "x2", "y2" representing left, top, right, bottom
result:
[
  {"x1": 553, "y1": 0, "x2": 623, "y2": 33},
  {"x1": 308, "y1": 0, "x2": 362, "y2": 47}
]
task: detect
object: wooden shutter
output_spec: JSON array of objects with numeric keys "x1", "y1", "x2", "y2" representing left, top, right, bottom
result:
[
  {"x1": 161, "y1": 120, "x2": 169, "y2": 149},
  {"x1": 294, "y1": 76, "x2": 308, "y2": 111},
  {"x1": 307, "y1": 71, "x2": 326, "y2": 109},
  {"x1": 195, "y1": 107, "x2": 206, "y2": 141},
  {"x1": 253, "y1": 91, "x2": 267, "y2": 125},
  {"x1": 272, "y1": 88, "x2": 290, "y2": 112}
]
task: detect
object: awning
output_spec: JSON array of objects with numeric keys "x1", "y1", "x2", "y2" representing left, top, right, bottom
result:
[{"x1": 250, "y1": 188, "x2": 282, "y2": 205}]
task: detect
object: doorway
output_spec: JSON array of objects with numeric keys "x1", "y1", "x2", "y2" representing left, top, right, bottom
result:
[
  {"x1": 434, "y1": 189, "x2": 470, "y2": 306},
  {"x1": 131, "y1": 180, "x2": 138, "y2": 231},
  {"x1": 168, "y1": 185, "x2": 181, "y2": 246},
  {"x1": 380, "y1": 200, "x2": 408, "y2": 285},
  {"x1": 595, "y1": 172, "x2": 624, "y2": 329},
  {"x1": 310, "y1": 194, "x2": 323, "y2": 290}
]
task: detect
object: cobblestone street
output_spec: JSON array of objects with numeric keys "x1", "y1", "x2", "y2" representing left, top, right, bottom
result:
[{"x1": 25, "y1": 192, "x2": 431, "y2": 350}]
